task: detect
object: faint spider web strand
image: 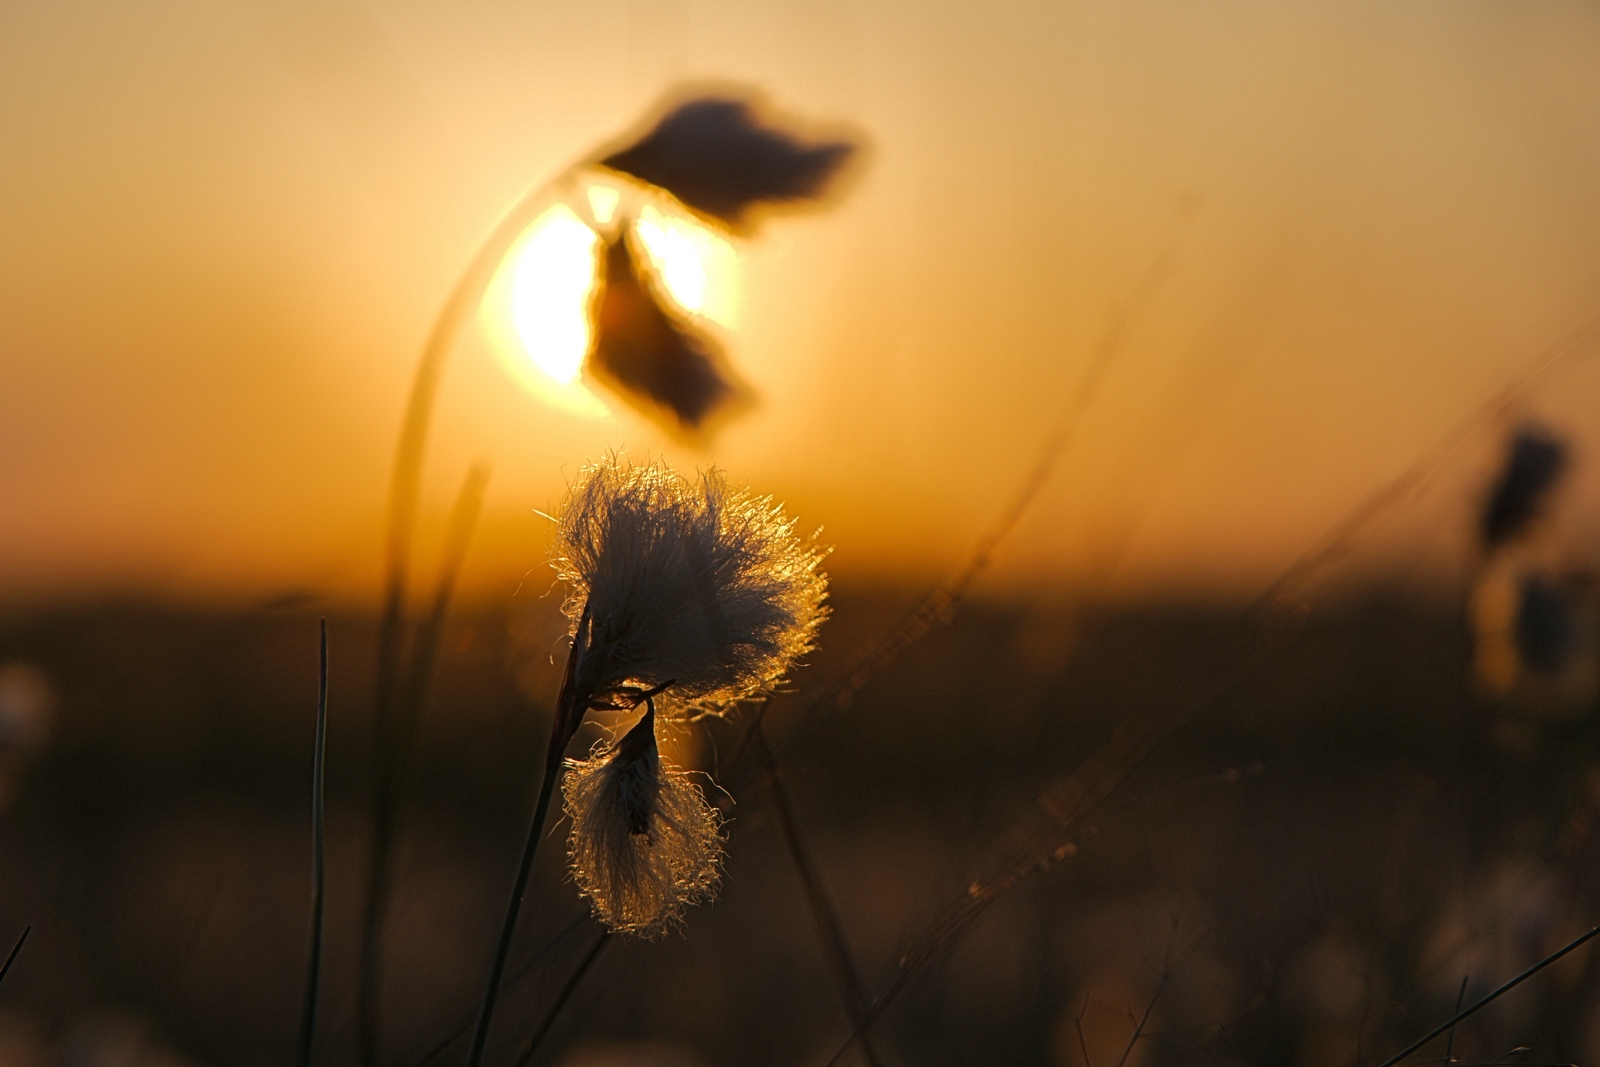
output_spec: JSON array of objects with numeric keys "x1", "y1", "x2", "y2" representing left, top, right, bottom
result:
[
  {"x1": 763, "y1": 247, "x2": 1185, "y2": 772},
  {"x1": 755, "y1": 724, "x2": 885, "y2": 1067},
  {"x1": 824, "y1": 309, "x2": 1600, "y2": 1066},
  {"x1": 1255, "y1": 309, "x2": 1600, "y2": 616},
  {"x1": 824, "y1": 612, "x2": 1302, "y2": 1067}
]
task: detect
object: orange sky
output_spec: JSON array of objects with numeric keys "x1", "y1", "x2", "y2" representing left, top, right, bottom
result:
[{"x1": 4, "y1": 1, "x2": 1600, "y2": 606}]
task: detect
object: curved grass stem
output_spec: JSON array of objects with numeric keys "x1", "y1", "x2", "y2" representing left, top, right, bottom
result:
[
  {"x1": 464, "y1": 607, "x2": 593, "y2": 1067},
  {"x1": 510, "y1": 932, "x2": 613, "y2": 1067},
  {"x1": 462, "y1": 719, "x2": 575, "y2": 1067},
  {"x1": 360, "y1": 170, "x2": 569, "y2": 1067}
]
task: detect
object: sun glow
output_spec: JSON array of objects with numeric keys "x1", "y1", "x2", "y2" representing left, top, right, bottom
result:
[
  {"x1": 511, "y1": 205, "x2": 599, "y2": 384},
  {"x1": 482, "y1": 187, "x2": 742, "y2": 418},
  {"x1": 633, "y1": 204, "x2": 740, "y2": 326},
  {"x1": 481, "y1": 203, "x2": 609, "y2": 417},
  {"x1": 587, "y1": 185, "x2": 620, "y2": 225}
]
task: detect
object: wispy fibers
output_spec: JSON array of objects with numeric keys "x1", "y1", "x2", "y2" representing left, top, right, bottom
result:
[
  {"x1": 362, "y1": 92, "x2": 858, "y2": 1060},
  {"x1": 462, "y1": 455, "x2": 827, "y2": 1067},
  {"x1": 563, "y1": 701, "x2": 723, "y2": 938}
]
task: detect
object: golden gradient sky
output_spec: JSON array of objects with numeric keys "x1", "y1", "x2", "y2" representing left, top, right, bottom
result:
[{"x1": 4, "y1": 0, "x2": 1600, "y2": 605}]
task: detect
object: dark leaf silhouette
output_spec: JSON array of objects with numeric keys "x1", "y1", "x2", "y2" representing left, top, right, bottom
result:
[
  {"x1": 1516, "y1": 574, "x2": 1575, "y2": 675},
  {"x1": 1482, "y1": 425, "x2": 1569, "y2": 549},
  {"x1": 586, "y1": 233, "x2": 748, "y2": 435},
  {"x1": 599, "y1": 96, "x2": 856, "y2": 228}
]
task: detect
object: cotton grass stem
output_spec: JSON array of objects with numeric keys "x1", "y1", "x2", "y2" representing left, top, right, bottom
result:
[
  {"x1": 464, "y1": 616, "x2": 595, "y2": 1067},
  {"x1": 755, "y1": 723, "x2": 883, "y2": 1067},
  {"x1": 0, "y1": 926, "x2": 29, "y2": 986},
  {"x1": 509, "y1": 931, "x2": 612, "y2": 1067},
  {"x1": 363, "y1": 464, "x2": 491, "y2": 1066},
  {"x1": 460, "y1": 717, "x2": 571, "y2": 1067},
  {"x1": 1376, "y1": 926, "x2": 1600, "y2": 1067},
  {"x1": 1444, "y1": 975, "x2": 1468, "y2": 1066},
  {"x1": 297, "y1": 620, "x2": 329, "y2": 1067},
  {"x1": 399, "y1": 915, "x2": 592, "y2": 1067},
  {"x1": 361, "y1": 167, "x2": 576, "y2": 1067}
]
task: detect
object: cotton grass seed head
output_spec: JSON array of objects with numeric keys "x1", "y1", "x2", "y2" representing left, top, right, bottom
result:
[
  {"x1": 553, "y1": 454, "x2": 828, "y2": 714},
  {"x1": 563, "y1": 703, "x2": 723, "y2": 937}
]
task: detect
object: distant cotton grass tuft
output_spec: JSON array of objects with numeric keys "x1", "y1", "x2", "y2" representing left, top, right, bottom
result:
[
  {"x1": 553, "y1": 454, "x2": 829, "y2": 715},
  {"x1": 563, "y1": 703, "x2": 723, "y2": 937}
]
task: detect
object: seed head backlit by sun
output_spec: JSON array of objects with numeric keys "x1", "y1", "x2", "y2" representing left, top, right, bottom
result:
[
  {"x1": 482, "y1": 91, "x2": 859, "y2": 439},
  {"x1": 490, "y1": 181, "x2": 742, "y2": 426}
]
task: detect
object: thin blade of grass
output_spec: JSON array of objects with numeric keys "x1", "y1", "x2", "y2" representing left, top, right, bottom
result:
[
  {"x1": 399, "y1": 915, "x2": 594, "y2": 1067},
  {"x1": 362, "y1": 160, "x2": 580, "y2": 1067},
  {"x1": 0, "y1": 926, "x2": 29, "y2": 985},
  {"x1": 1444, "y1": 975, "x2": 1469, "y2": 1066},
  {"x1": 509, "y1": 932, "x2": 612, "y2": 1067},
  {"x1": 737, "y1": 244, "x2": 1184, "y2": 782},
  {"x1": 755, "y1": 722, "x2": 883, "y2": 1067},
  {"x1": 363, "y1": 463, "x2": 492, "y2": 1067},
  {"x1": 820, "y1": 309, "x2": 1600, "y2": 1066},
  {"x1": 822, "y1": 609, "x2": 1302, "y2": 1067},
  {"x1": 462, "y1": 725, "x2": 573, "y2": 1067},
  {"x1": 465, "y1": 610, "x2": 594, "y2": 1067},
  {"x1": 297, "y1": 620, "x2": 330, "y2": 1067},
  {"x1": 1376, "y1": 927, "x2": 1600, "y2": 1067}
]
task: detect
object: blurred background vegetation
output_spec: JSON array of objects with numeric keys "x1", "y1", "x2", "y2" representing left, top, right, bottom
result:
[{"x1": 5, "y1": 2, "x2": 1600, "y2": 1065}]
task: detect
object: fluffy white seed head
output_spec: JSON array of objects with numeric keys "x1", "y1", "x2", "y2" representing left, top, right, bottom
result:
[
  {"x1": 562, "y1": 707, "x2": 723, "y2": 937},
  {"x1": 553, "y1": 455, "x2": 828, "y2": 713}
]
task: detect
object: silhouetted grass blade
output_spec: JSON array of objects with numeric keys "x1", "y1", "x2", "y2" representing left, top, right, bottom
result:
[
  {"x1": 509, "y1": 932, "x2": 612, "y2": 1067},
  {"x1": 0, "y1": 926, "x2": 28, "y2": 985},
  {"x1": 297, "y1": 619, "x2": 329, "y2": 1067},
  {"x1": 1377, "y1": 926, "x2": 1600, "y2": 1067}
]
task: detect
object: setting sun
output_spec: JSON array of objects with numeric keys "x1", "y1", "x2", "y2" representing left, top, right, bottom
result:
[
  {"x1": 633, "y1": 203, "x2": 740, "y2": 326},
  {"x1": 485, "y1": 184, "x2": 742, "y2": 419},
  {"x1": 509, "y1": 204, "x2": 599, "y2": 385}
]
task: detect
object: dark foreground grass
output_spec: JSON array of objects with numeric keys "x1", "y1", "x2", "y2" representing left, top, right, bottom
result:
[{"x1": 0, "y1": 588, "x2": 1596, "y2": 1066}]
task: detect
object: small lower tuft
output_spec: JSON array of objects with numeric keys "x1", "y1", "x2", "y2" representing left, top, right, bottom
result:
[{"x1": 562, "y1": 705, "x2": 724, "y2": 937}]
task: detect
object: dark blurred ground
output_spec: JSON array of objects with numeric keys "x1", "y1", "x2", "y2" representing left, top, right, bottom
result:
[{"x1": 0, "y1": 584, "x2": 1595, "y2": 1067}]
